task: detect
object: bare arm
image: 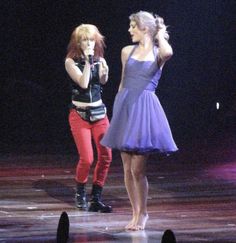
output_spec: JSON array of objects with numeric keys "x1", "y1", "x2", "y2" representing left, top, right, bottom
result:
[
  {"x1": 65, "y1": 58, "x2": 92, "y2": 89},
  {"x1": 118, "y1": 45, "x2": 133, "y2": 91},
  {"x1": 155, "y1": 16, "x2": 173, "y2": 68},
  {"x1": 157, "y1": 30, "x2": 173, "y2": 63}
]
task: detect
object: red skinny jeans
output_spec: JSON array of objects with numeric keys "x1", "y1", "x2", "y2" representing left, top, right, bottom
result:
[{"x1": 69, "y1": 109, "x2": 112, "y2": 187}]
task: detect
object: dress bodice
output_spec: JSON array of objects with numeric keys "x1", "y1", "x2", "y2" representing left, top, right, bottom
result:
[{"x1": 123, "y1": 46, "x2": 162, "y2": 92}]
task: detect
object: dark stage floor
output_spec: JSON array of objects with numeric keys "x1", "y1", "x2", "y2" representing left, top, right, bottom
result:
[{"x1": 0, "y1": 136, "x2": 236, "y2": 242}]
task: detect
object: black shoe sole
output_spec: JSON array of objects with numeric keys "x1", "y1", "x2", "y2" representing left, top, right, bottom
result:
[
  {"x1": 88, "y1": 204, "x2": 112, "y2": 213},
  {"x1": 76, "y1": 205, "x2": 88, "y2": 211}
]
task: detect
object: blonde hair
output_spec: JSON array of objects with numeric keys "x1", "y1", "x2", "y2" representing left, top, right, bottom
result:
[
  {"x1": 66, "y1": 24, "x2": 105, "y2": 59},
  {"x1": 129, "y1": 11, "x2": 169, "y2": 44}
]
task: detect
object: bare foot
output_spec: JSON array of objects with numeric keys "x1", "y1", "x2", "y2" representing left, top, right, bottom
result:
[
  {"x1": 131, "y1": 213, "x2": 149, "y2": 231},
  {"x1": 125, "y1": 216, "x2": 137, "y2": 230}
]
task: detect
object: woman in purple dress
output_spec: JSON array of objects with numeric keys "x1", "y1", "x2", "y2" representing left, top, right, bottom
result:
[{"x1": 101, "y1": 11, "x2": 178, "y2": 230}]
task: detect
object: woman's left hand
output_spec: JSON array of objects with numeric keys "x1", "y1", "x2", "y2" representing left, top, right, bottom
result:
[
  {"x1": 99, "y1": 59, "x2": 109, "y2": 75},
  {"x1": 99, "y1": 58, "x2": 109, "y2": 83}
]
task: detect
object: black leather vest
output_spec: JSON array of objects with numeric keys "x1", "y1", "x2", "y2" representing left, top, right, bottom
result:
[{"x1": 71, "y1": 58, "x2": 102, "y2": 103}]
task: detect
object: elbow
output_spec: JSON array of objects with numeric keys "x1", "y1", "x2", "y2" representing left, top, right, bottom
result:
[
  {"x1": 77, "y1": 77, "x2": 89, "y2": 89},
  {"x1": 80, "y1": 84, "x2": 89, "y2": 89},
  {"x1": 100, "y1": 80, "x2": 107, "y2": 85},
  {"x1": 169, "y1": 48, "x2": 173, "y2": 57},
  {"x1": 99, "y1": 74, "x2": 108, "y2": 85},
  {"x1": 101, "y1": 76, "x2": 108, "y2": 85},
  {"x1": 166, "y1": 46, "x2": 173, "y2": 58},
  {"x1": 167, "y1": 51, "x2": 173, "y2": 60},
  {"x1": 163, "y1": 49, "x2": 173, "y2": 61}
]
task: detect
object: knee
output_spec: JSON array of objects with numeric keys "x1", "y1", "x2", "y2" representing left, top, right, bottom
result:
[
  {"x1": 100, "y1": 148, "x2": 112, "y2": 164},
  {"x1": 131, "y1": 168, "x2": 146, "y2": 180},
  {"x1": 79, "y1": 152, "x2": 93, "y2": 164},
  {"x1": 97, "y1": 158, "x2": 111, "y2": 171},
  {"x1": 78, "y1": 158, "x2": 93, "y2": 170},
  {"x1": 124, "y1": 167, "x2": 133, "y2": 180}
]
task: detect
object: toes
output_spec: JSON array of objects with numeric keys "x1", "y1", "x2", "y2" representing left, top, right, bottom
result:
[{"x1": 125, "y1": 222, "x2": 134, "y2": 230}]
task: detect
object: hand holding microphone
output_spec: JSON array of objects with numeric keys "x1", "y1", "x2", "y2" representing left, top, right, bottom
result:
[{"x1": 84, "y1": 46, "x2": 94, "y2": 66}]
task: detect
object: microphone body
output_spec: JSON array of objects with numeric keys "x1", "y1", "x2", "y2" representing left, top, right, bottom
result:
[
  {"x1": 88, "y1": 55, "x2": 94, "y2": 71},
  {"x1": 88, "y1": 55, "x2": 94, "y2": 65}
]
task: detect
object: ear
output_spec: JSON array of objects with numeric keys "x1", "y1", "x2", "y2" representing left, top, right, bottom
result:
[{"x1": 143, "y1": 26, "x2": 149, "y2": 34}]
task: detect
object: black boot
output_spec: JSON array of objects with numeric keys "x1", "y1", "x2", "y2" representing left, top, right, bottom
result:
[
  {"x1": 75, "y1": 183, "x2": 87, "y2": 211},
  {"x1": 88, "y1": 184, "x2": 112, "y2": 213}
]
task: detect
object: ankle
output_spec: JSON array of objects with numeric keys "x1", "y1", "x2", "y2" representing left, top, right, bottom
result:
[
  {"x1": 75, "y1": 182, "x2": 87, "y2": 210},
  {"x1": 138, "y1": 212, "x2": 148, "y2": 218}
]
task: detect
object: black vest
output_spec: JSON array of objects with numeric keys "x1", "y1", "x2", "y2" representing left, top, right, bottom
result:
[{"x1": 71, "y1": 58, "x2": 102, "y2": 103}]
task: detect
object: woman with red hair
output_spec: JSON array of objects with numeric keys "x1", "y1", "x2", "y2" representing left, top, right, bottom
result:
[{"x1": 65, "y1": 24, "x2": 112, "y2": 213}]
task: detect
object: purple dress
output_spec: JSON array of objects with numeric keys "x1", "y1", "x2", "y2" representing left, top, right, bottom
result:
[{"x1": 101, "y1": 46, "x2": 178, "y2": 154}]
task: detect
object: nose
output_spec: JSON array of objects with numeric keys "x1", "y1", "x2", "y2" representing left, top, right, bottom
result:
[{"x1": 87, "y1": 40, "x2": 92, "y2": 46}]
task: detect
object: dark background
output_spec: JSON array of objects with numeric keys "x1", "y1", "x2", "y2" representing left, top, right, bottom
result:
[{"x1": 1, "y1": 0, "x2": 235, "y2": 153}]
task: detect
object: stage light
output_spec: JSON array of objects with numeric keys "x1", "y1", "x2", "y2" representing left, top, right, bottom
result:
[{"x1": 57, "y1": 211, "x2": 70, "y2": 243}]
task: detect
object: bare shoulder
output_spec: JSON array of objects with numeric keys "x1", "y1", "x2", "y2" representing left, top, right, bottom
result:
[
  {"x1": 65, "y1": 57, "x2": 75, "y2": 66},
  {"x1": 99, "y1": 57, "x2": 105, "y2": 61},
  {"x1": 99, "y1": 57, "x2": 107, "y2": 64},
  {"x1": 122, "y1": 45, "x2": 135, "y2": 55},
  {"x1": 121, "y1": 45, "x2": 135, "y2": 62}
]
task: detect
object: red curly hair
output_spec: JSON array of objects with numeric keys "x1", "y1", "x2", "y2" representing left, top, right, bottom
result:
[{"x1": 66, "y1": 24, "x2": 105, "y2": 59}]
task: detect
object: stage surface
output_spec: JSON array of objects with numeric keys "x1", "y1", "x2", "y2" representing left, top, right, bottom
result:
[{"x1": 0, "y1": 137, "x2": 236, "y2": 242}]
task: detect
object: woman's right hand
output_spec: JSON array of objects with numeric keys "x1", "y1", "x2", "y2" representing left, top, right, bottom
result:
[{"x1": 83, "y1": 46, "x2": 94, "y2": 62}]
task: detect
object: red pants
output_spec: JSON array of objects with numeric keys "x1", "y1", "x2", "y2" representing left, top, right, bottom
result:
[{"x1": 69, "y1": 109, "x2": 112, "y2": 187}]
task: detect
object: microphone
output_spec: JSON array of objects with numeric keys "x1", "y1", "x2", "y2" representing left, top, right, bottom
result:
[
  {"x1": 88, "y1": 55, "x2": 94, "y2": 71},
  {"x1": 88, "y1": 55, "x2": 94, "y2": 65}
]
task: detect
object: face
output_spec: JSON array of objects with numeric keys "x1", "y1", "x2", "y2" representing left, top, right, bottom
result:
[
  {"x1": 79, "y1": 36, "x2": 95, "y2": 52},
  {"x1": 128, "y1": 20, "x2": 144, "y2": 43}
]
